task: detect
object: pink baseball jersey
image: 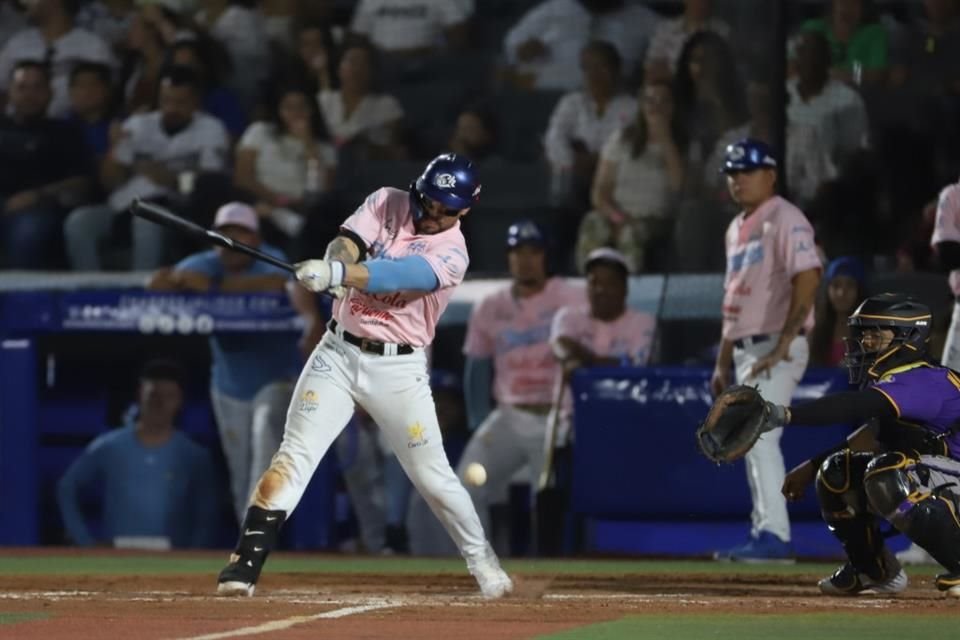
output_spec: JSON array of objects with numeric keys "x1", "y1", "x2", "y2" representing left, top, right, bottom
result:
[
  {"x1": 931, "y1": 183, "x2": 960, "y2": 296},
  {"x1": 722, "y1": 195, "x2": 821, "y2": 341},
  {"x1": 463, "y1": 278, "x2": 584, "y2": 406},
  {"x1": 334, "y1": 187, "x2": 469, "y2": 346},
  {"x1": 550, "y1": 304, "x2": 656, "y2": 417}
]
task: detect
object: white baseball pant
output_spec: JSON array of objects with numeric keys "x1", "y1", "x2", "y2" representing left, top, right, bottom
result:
[
  {"x1": 733, "y1": 334, "x2": 809, "y2": 543},
  {"x1": 942, "y1": 302, "x2": 960, "y2": 370},
  {"x1": 254, "y1": 331, "x2": 490, "y2": 562}
]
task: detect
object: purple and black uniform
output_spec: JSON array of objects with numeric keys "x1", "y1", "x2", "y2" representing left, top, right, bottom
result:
[{"x1": 871, "y1": 363, "x2": 960, "y2": 460}]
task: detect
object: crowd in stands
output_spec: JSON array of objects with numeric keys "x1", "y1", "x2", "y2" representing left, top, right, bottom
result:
[{"x1": 0, "y1": 0, "x2": 956, "y2": 276}]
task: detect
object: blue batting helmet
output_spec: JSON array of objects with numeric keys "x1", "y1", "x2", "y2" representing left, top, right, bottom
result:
[
  {"x1": 720, "y1": 138, "x2": 778, "y2": 174},
  {"x1": 506, "y1": 219, "x2": 546, "y2": 249},
  {"x1": 410, "y1": 153, "x2": 481, "y2": 220}
]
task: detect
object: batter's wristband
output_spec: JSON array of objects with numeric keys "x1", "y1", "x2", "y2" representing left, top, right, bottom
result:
[{"x1": 329, "y1": 261, "x2": 345, "y2": 287}]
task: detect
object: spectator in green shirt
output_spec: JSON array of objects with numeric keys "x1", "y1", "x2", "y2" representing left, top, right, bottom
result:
[{"x1": 801, "y1": 0, "x2": 889, "y2": 87}]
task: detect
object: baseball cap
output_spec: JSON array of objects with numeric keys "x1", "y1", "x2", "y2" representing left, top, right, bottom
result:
[
  {"x1": 584, "y1": 247, "x2": 631, "y2": 275},
  {"x1": 721, "y1": 138, "x2": 778, "y2": 174},
  {"x1": 825, "y1": 256, "x2": 866, "y2": 289},
  {"x1": 213, "y1": 202, "x2": 259, "y2": 232},
  {"x1": 506, "y1": 219, "x2": 546, "y2": 249}
]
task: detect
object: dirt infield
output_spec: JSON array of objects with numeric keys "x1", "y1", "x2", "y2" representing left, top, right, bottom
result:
[{"x1": 2, "y1": 553, "x2": 960, "y2": 639}]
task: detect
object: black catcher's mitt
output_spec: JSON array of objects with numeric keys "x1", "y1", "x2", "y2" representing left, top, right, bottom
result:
[{"x1": 697, "y1": 385, "x2": 768, "y2": 463}]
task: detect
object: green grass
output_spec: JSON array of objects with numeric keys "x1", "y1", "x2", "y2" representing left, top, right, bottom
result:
[
  {"x1": 0, "y1": 612, "x2": 49, "y2": 625},
  {"x1": 536, "y1": 613, "x2": 960, "y2": 640},
  {"x1": 0, "y1": 554, "x2": 840, "y2": 577}
]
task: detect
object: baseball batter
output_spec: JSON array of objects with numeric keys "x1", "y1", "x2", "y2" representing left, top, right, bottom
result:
[
  {"x1": 216, "y1": 154, "x2": 513, "y2": 598},
  {"x1": 712, "y1": 139, "x2": 821, "y2": 562},
  {"x1": 457, "y1": 221, "x2": 583, "y2": 542}
]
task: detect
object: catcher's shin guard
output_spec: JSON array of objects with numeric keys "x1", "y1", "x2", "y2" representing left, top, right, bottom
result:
[
  {"x1": 217, "y1": 506, "x2": 286, "y2": 596},
  {"x1": 864, "y1": 453, "x2": 960, "y2": 575},
  {"x1": 816, "y1": 450, "x2": 898, "y2": 581}
]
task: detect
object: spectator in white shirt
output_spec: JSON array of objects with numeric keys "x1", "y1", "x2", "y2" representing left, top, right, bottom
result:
[
  {"x1": 65, "y1": 66, "x2": 229, "y2": 271},
  {"x1": 234, "y1": 83, "x2": 337, "y2": 240},
  {"x1": 316, "y1": 43, "x2": 407, "y2": 159},
  {"x1": 0, "y1": 0, "x2": 114, "y2": 117},
  {"x1": 576, "y1": 81, "x2": 685, "y2": 272},
  {"x1": 503, "y1": 0, "x2": 660, "y2": 91},
  {"x1": 194, "y1": 0, "x2": 270, "y2": 107},
  {"x1": 544, "y1": 40, "x2": 637, "y2": 207},
  {"x1": 349, "y1": 0, "x2": 472, "y2": 55},
  {"x1": 787, "y1": 30, "x2": 869, "y2": 169}
]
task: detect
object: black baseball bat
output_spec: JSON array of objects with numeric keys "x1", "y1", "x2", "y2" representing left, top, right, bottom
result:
[{"x1": 130, "y1": 199, "x2": 296, "y2": 273}]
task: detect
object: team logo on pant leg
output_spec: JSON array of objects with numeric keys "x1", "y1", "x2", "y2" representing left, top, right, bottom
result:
[
  {"x1": 309, "y1": 352, "x2": 331, "y2": 376},
  {"x1": 407, "y1": 422, "x2": 429, "y2": 448},
  {"x1": 299, "y1": 390, "x2": 319, "y2": 413}
]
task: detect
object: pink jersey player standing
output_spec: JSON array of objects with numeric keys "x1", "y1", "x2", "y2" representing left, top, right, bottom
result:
[{"x1": 710, "y1": 139, "x2": 821, "y2": 563}]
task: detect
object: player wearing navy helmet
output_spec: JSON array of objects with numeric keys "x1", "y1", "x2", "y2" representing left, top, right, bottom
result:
[
  {"x1": 409, "y1": 153, "x2": 481, "y2": 226},
  {"x1": 218, "y1": 153, "x2": 516, "y2": 599},
  {"x1": 712, "y1": 138, "x2": 822, "y2": 562}
]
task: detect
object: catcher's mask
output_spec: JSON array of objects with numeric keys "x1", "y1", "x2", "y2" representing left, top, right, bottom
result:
[{"x1": 842, "y1": 293, "x2": 932, "y2": 385}]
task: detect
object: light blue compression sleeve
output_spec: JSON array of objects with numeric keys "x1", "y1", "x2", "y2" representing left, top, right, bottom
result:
[
  {"x1": 464, "y1": 356, "x2": 494, "y2": 431},
  {"x1": 364, "y1": 256, "x2": 439, "y2": 293}
]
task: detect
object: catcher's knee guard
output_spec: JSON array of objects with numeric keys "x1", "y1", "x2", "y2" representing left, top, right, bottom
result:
[
  {"x1": 816, "y1": 450, "x2": 896, "y2": 581},
  {"x1": 865, "y1": 452, "x2": 960, "y2": 573}
]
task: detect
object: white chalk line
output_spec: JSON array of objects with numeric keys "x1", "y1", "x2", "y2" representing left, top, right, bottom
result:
[
  {"x1": 0, "y1": 589, "x2": 907, "y2": 610},
  {"x1": 170, "y1": 598, "x2": 401, "y2": 640}
]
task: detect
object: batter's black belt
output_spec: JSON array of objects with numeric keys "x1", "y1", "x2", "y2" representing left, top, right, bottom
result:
[
  {"x1": 733, "y1": 328, "x2": 805, "y2": 350},
  {"x1": 328, "y1": 319, "x2": 415, "y2": 356}
]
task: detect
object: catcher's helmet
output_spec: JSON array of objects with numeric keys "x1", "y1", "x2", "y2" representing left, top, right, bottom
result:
[
  {"x1": 720, "y1": 138, "x2": 778, "y2": 174},
  {"x1": 843, "y1": 293, "x2": 932, "y2": 385},
  {"x1": 410, "y1": 153, "x2": 480, "y2": 221},
  {"x1": 505, "y1": 219, "x2": 546, "y2": 250}
]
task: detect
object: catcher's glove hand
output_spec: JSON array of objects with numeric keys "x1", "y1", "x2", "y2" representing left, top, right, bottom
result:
[{"x1": 696, "y1": 385, "x2": 786, "y2": 464}]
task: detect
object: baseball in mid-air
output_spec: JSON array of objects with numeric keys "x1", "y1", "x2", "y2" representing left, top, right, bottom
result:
[{"x1": 464, "y1": 463, "x2": 487, "y2": 486}]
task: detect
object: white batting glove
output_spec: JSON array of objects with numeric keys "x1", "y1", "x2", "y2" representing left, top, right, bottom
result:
[
  {"x1": 295, "y1": 259, "x2": 332, "y2": 292},
  {"x1": 328, "y1": 285, "x2": 347, "y2": 299}
]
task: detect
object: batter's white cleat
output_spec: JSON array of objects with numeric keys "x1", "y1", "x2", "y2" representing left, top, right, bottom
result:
[
  {"x1": 467, "y1": 547, "x2": 514, "y2": 599},
  {"x1": 217, "y1": 581, "x2": 255, "y2": 597}
]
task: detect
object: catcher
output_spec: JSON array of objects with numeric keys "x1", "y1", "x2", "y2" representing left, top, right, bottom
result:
[{"x1": 699, "y1": 293, "x2": 960, "y2": 597}]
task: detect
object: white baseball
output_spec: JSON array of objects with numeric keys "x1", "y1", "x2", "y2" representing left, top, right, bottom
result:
[{"x1": 464, "y1": 463, "x2": 487, "y2": 487}]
